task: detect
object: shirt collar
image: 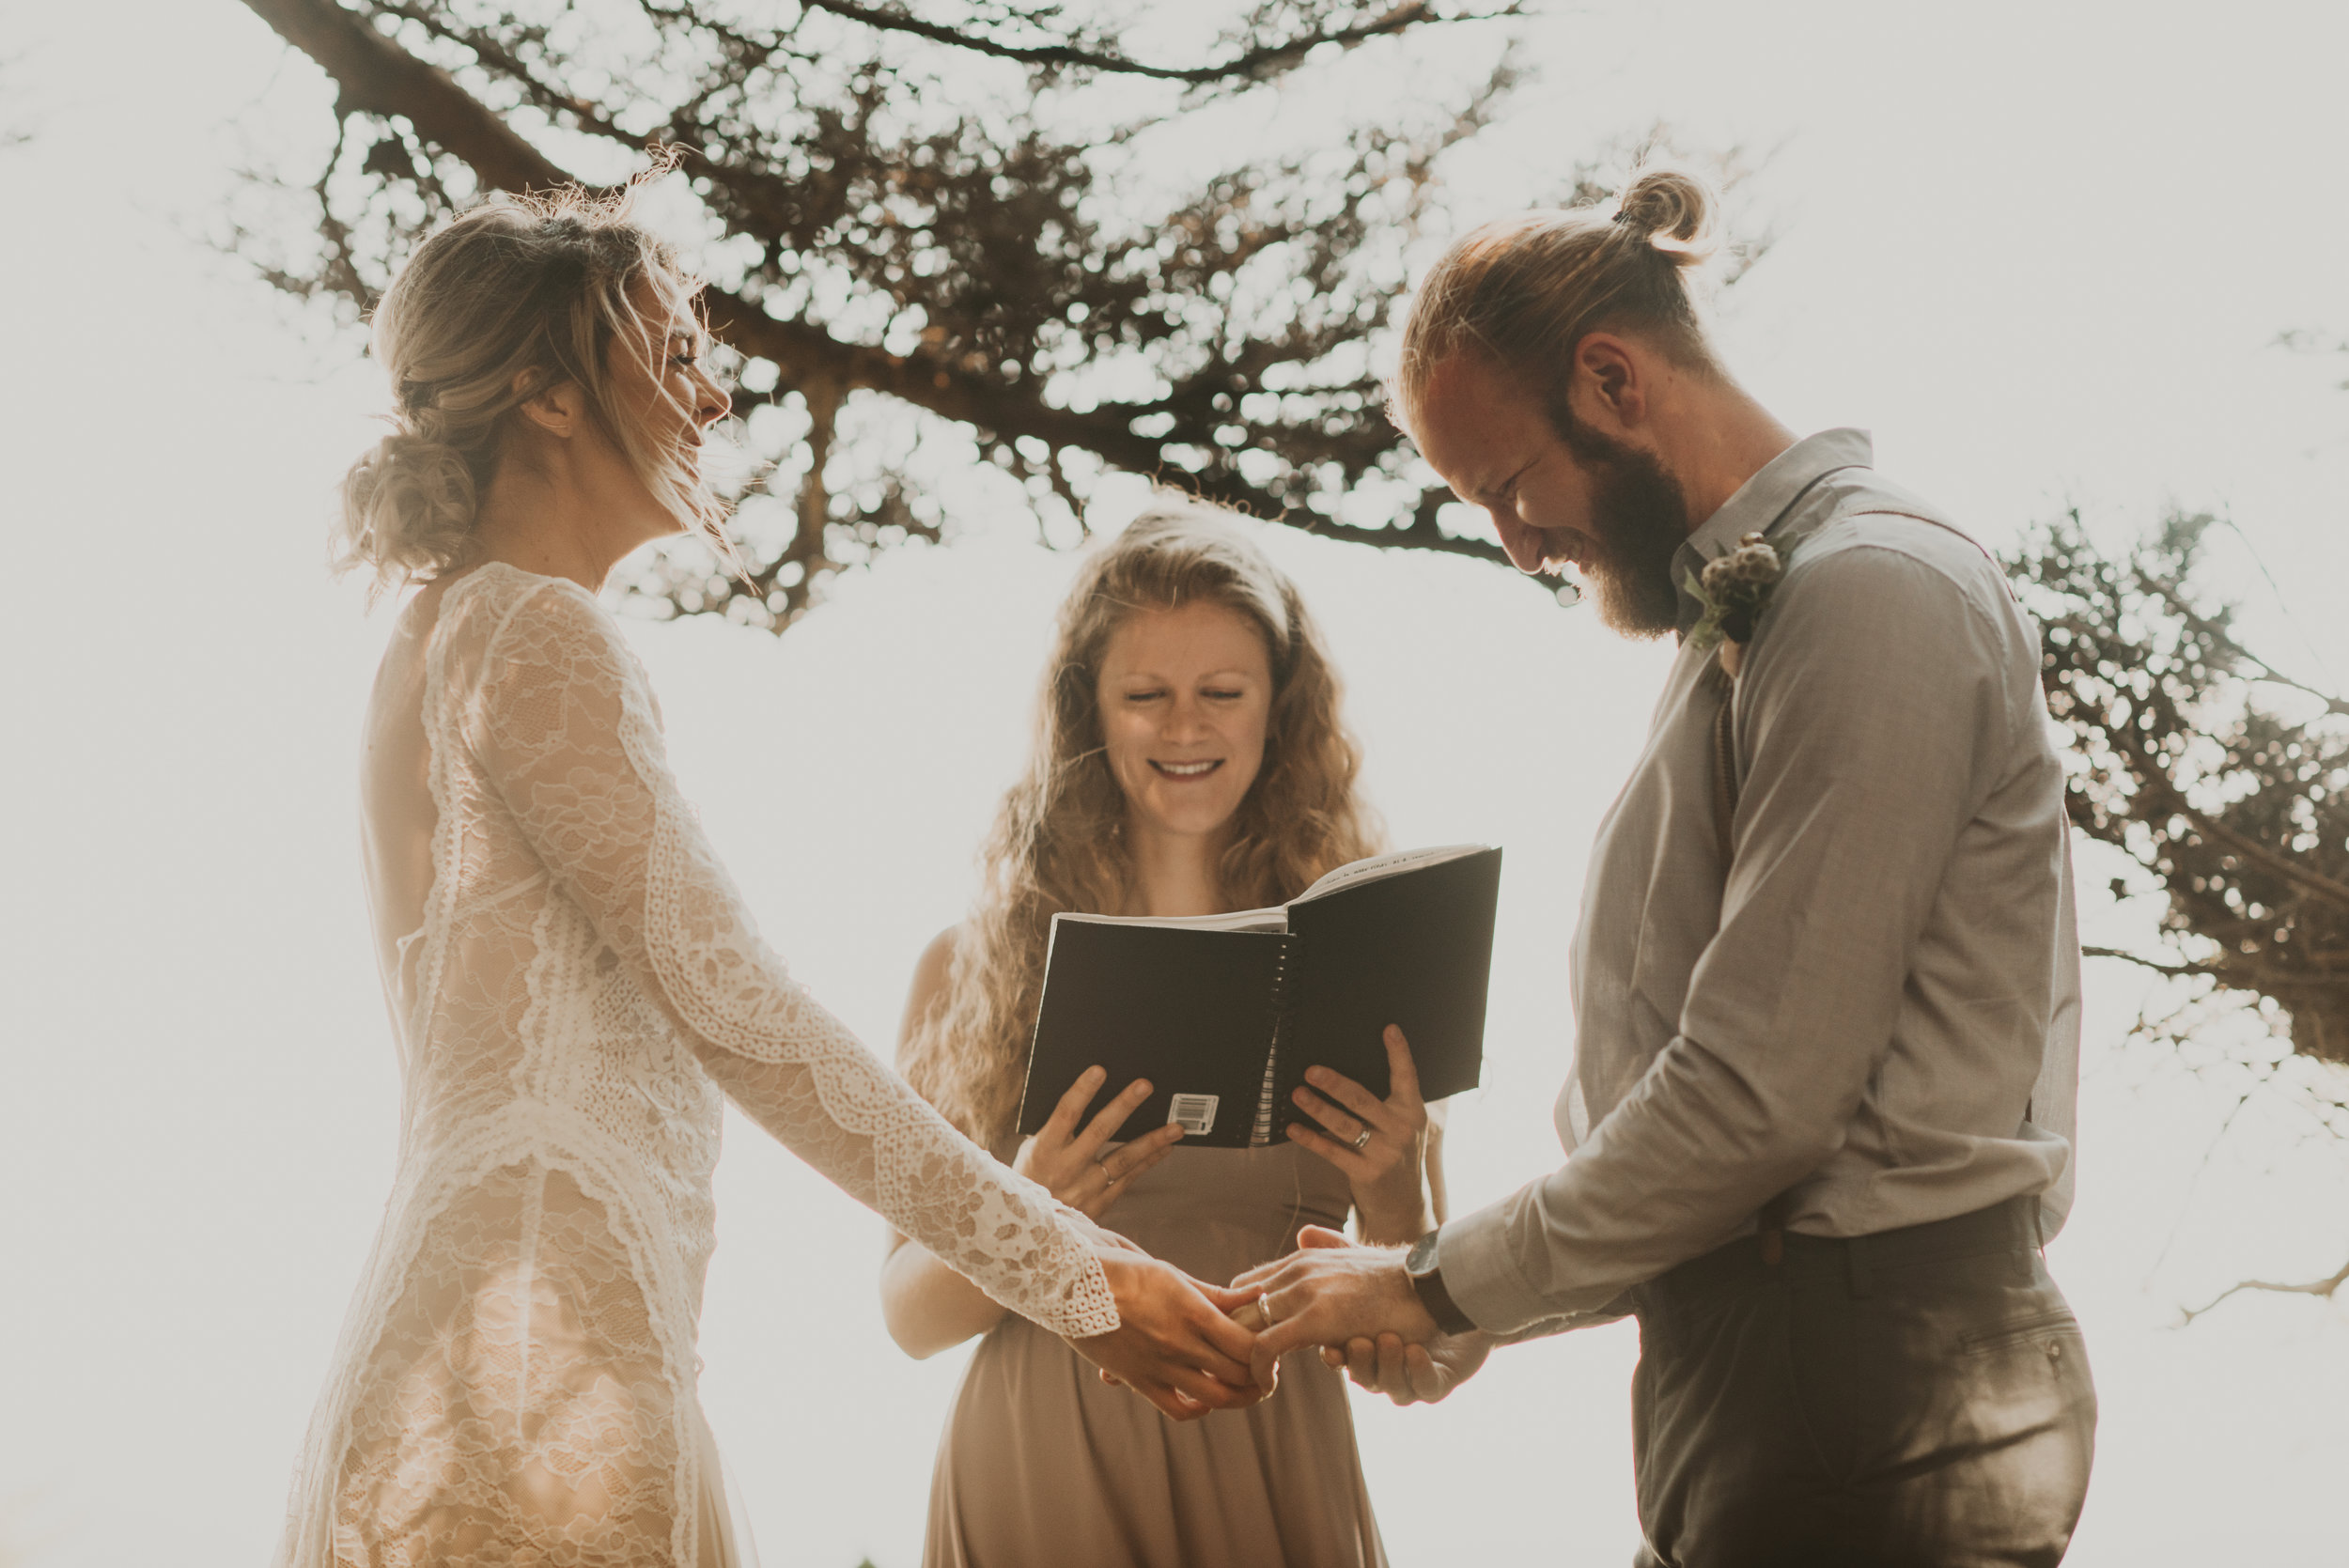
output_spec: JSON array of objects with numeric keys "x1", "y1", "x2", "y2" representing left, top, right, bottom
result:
[{"x1": 1672, "y1": 427, "x2": 1874, "y2": 636}]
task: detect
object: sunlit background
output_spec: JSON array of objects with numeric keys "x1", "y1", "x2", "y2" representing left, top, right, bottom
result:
[{"x1": 4, "y1": 1, "x2": 2348, "y2": 1564}]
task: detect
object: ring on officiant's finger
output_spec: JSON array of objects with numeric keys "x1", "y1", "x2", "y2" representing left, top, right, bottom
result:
[{"x1": 1350, "y1": 1128, "x2": 1374, "y2": 1153}]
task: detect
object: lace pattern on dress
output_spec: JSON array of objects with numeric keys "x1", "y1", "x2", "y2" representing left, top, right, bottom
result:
[
  {"x1": 472, "y1": 577, "x2": 1116, "y2": 1340},
  {"x1": 276, "y1": 566, "x2": 1112, "y2": 1568}
]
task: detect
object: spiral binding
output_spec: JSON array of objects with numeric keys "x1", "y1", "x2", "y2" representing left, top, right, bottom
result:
[{"x1": 1252, "y1": 938, "x2": 1298, "y2": 1146}]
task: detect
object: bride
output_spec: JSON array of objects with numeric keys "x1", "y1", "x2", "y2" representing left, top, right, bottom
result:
[{"x1": 274, "y1": 184, "x2": 1263, "y2": 1568}]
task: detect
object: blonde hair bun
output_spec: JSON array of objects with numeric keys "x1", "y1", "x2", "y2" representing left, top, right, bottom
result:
[
  {"x1": 338, "y1": 429, "x2": 480, "y2": 586},
  {"x1": 329, "y1": 177, "x2": 727, "y2": 600},
  {"x1": 1614, "y1": 167, "x2": 1718, "y2": 265}
]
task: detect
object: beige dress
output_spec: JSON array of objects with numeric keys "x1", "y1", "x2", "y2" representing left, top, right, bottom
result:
[{"x1": 926, "y1": 1141, "x2": 1389, "y2": 1568}]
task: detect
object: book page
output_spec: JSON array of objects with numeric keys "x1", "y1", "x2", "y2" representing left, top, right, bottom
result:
[
  {"x1": 1054, "y1": 907, "x2": 1289, "y2": 934},
  {"x1": 1290, "y1": 843, "x2": 1491, "y2": 905}
]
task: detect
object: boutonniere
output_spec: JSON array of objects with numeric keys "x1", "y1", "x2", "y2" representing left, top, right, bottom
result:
[{"x1": 1683, "y1": 532, "x2": 1790, "y2": 678}]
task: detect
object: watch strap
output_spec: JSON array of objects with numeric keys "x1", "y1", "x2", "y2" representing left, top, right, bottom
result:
[{"x1": 1407, "y1": 1232, "x2": 1478, "y2": 1336}]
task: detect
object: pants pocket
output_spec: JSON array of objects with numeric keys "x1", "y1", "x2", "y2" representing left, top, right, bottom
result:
[
  {"x1": 1957, "y1": 1306, "x2": 2079, "y2": 1357},
  {"x1": 1778, "y1": 1257, "x2": 2096, "y2": 1565}
]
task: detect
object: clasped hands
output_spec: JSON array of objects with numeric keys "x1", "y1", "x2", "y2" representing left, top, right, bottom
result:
[
  {"x1": 1072, "y1": 1224, "x2": 1492, "y2": 1420},
  {"x1": 1041, "y1": 1028, "x2": 1482, "y2": 1419},
  {"x1": 1231, "y1": 1224, "x2": 1493, "y2": 1406}
]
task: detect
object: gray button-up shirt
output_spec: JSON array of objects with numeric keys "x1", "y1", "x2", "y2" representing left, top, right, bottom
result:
[{"x1": 1441, "y1": 429, "x2": 2081, "y2": 1333}]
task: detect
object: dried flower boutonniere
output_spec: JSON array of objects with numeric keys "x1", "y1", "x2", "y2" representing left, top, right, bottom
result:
[{"x1": 1684, "y1": 532, "x2": 1790, "y2": 678}]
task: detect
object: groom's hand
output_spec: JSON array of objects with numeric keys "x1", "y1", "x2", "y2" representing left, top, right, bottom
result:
[
  {"x1": 1068, "y1": 1250, "x2": 1271, "y2": 1421},
  {"x1": 1322, "y1": 1327, "x2": 1493, "y2": 1405},
  {"x1": 1229, "y1": 1224, "x2": 1436, "y2": 1389}
]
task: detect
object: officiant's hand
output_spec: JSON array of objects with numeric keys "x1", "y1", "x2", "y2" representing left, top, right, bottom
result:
[
  {"x1": 1322, "y1": 1327, "x2": 1493, "y2": 1405},
  {"x1": 1070, "y1": 1251, "x2": 1272, "y2": 1421},
  {"x1": 1230, "y1": 1223, "x2": 1436, "y2": 1388},
  {"x1": 1016, "y1": 1065, "x2": 1186, "y2": 1221},
  {"x1": 1287, "y1": 1025, "x2": 1430, "y2": 1242}
]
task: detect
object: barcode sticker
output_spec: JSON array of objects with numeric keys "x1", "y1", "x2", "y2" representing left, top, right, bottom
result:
[{"x1": 1167, "y1": 1094, "x2": 1219, "y2": 1136}]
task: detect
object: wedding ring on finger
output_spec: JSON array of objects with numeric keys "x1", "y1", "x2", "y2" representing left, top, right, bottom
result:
[
  {"x1": 1350, "y1": 1128, "x2": 1374, "y2": 1154},
  {"x1": 1235, "y1": 1295, "x2": 1275, "y2": 1330}
]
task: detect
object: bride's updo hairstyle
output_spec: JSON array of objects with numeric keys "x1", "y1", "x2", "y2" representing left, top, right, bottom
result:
[
  {"x1": 334, "y1": 179, "x2": 727, "y2": 595},
  {"x1": 1392, "y1": 166, "x2": 1724, "y2": 434},
  {"x1": 900, "y1": 500, "x2": 1382, "y2": 1145}
]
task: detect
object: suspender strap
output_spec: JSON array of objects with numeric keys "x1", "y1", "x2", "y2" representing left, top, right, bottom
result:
[{"x1": 1710, "y1": 675, "x2": 1738, "y2": 867}]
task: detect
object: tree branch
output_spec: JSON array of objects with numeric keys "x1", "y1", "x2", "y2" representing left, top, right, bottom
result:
[
  {"x1": 2173, "y1": 796, "x2": 2349, "y2": 912},
  {"x1": 2143, "y1": 575, "x2": 2349, "y2": 721},
  {"x1": 2110, "y1": 722, "x2": 2349, "y2": 911},
  {"x1": 236, "y1": 0, "x2": 568, "y2": 194},
  {"x1": 365, "y1": 0, "x2": 648, "y2": 147},
  {"x1": 797, "y1": 0, "x2": 1506, "y2": 83},
  {"x1": 2081, "y1": 944, "x2": 2221, "y2": 979},
  {"x1": 240, "y1": 0, "x2": 1524, "y2": 577},
  {"x1": 235, "y1": 4, "x2": 1183, "y2": 469},
  {"x1": 2180, "y1": 1256, "x2": 2349, "y2": 1325}
]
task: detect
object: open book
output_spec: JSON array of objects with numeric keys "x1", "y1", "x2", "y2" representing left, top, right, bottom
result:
[{"x1": 1015, "y1": 845, "x2": 1502, "y2": 1149}]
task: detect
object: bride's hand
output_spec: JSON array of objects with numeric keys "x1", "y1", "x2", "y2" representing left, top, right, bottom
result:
[
  {"x1": 1284, "y1": 1025, "x2": 1430, "y2": 1242},
  {"x1": 1069, "y1": 1250, "x2": 1271, "y2": 1421},
  {"x1": 1014, "y1": 1065, "x2": 1185, "y2": 1221}
]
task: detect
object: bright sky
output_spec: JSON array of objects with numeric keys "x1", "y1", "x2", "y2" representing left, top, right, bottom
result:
[{"x1": 3, "y1": 2, "x2": 2347, "y2": 1565}]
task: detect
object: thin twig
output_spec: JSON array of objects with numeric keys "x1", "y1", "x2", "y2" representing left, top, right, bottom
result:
[
  {"x1": 2083, "y1": 945, "x2": 2220, "y2": 979},
  {"x1": 798, "y1": 1, "x2": 1511, "y2": 83},
  {"x1": 2145, "y1": 1089, "x2": 2254, "y2": 1287},
  {"x1": 2181, "y1": 1257, "x2": 2349, "y2": 1325},
  {"x1": 2217, "y1": 515, "x2": 2344, "y2": 692}
]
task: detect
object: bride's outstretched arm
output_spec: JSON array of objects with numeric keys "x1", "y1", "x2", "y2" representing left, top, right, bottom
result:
[
  {"x1": 880, "y1": 931, "x2": 1189, "y2": 1358},
  {"x1": 470, "y1": 583, "x2": 1263, "y2": 1411}
]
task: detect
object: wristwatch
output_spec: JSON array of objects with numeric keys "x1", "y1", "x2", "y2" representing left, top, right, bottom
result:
[{"x1": 1403, "y1": 1229, "x2": 1477, "y2": 1336}]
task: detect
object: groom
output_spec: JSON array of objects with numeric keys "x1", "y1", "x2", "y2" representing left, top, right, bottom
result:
[{"x1": 1236, "y1": 176, "x2": 2098, "y2": 1565}]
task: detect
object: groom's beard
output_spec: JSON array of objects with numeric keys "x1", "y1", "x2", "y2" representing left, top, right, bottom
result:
[{"x1": 1548, "y1": 404, "x2": 1691, "y2": 640}]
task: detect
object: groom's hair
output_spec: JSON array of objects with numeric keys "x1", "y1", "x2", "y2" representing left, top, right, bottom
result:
[{"x1": 1392, "y1": 166, "x2": 1724, "y2": 435}]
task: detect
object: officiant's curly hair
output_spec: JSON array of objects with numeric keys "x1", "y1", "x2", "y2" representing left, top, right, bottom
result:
[
  {"x1": 334, "y1": 169, "x2": 731, "y2": 597},
  {"x1": 902, "y1": 501, "x2": 1382, "y2": 1145}
]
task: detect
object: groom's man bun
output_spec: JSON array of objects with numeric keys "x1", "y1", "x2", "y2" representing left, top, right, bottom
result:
[
  {"x1": 1391, "y1": 165, "x2": 1725, "y2": 432},
  {"x1": 1611, "y1": 167, "x2": 1719, "y2": 259}
]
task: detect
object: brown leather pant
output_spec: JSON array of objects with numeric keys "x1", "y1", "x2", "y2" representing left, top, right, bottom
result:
[{"x1": 1627, "y1": 1198, "x2": 2096, "y2": 1568}]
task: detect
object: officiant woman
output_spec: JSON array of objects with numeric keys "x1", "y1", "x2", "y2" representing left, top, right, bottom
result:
[{"x1": 881, "y1": 502, "x2": 1439, "y2": 1568}]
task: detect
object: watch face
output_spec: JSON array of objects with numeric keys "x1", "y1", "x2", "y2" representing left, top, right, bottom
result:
[{"x1": 1406, "y1": 1232, "x2": 1439, "y2": 1277}]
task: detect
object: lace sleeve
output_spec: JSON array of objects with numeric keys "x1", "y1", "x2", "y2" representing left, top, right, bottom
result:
[{"x1": 467, "y1": 580, "x2": 1117, "y2": 1339}]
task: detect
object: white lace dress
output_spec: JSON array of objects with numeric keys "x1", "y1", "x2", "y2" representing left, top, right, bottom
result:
[{"x1": 277, "y1": 562, "x2": 1116, "y2": 1568}]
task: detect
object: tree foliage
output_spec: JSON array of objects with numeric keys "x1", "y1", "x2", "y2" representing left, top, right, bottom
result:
[
  {"x1": 2006, "y1": 510, "x2": 2349, "y2": 1065},
  {"x1": 232, "y1": 0, "x2": 1563, "y2": 629}
]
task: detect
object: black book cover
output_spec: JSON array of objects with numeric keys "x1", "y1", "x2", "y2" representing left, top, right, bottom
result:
[
  {"x1": 1017, "y1": 919, "x2": 1291, "y2": 1148},
  {"x1": 1273, "y1": 847, "x2": 1501, "y2": 1132}
]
